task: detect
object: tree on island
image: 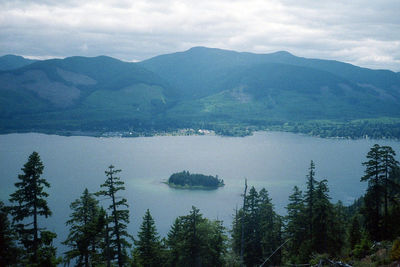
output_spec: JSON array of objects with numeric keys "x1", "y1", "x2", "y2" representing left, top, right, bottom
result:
[
  {"x1": 96, "y1": 165, "x2": 132, "y2": 267},
  {"x1": 168, "y1": 171, "x2": 224, "y2": 188},
  {"x1": 9, "y1": 151, "x2": 60, "y2": 266}
]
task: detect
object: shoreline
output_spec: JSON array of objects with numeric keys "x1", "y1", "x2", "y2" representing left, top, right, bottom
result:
[{"x1": 0, "y1": 128, "x2": 398, "y2": 141}]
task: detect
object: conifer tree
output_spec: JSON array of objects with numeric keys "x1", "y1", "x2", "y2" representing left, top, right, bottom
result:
[
  {"x1": 380, "y1": 146, "x2": 399, "y2": 238},
  {"x1": 9, "y1": 151, "x2": 56, "y2": 265},
  {"x1": 96, "y1": 165, "x2": 131, "y2": 267},
  {"x1": 0, "y1": 201, "x2": 20, "y2": 265},
  {"x1": 285, "y1": 186, "x2": 307, "y2": 263},
  {"x1": 134, "y1": 209, "x2": 162, "y2": 267},
  {"x1": 166, "y1": 206, "x2": 226, "y2": 267},
  {"x1": 63, "y1": 188, "x2": 105, "y2": 266},
  {"x1": 349, "y1": 215, "x2": 362, "y2": 250},
  {"x1": 312, "y1": 179, "x2": 332, "y2": 254},
  {"x1": 361, "y1": 144, "x2": 384, "y2": 240},
  {"x1": 304, "y1": 160, "x2": 316, "y2": 242}
]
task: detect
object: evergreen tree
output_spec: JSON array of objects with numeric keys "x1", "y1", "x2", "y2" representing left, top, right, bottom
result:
[
  {"x1": 312, "y1": 180, "x2": 332, "y2": 254},
  {"x1": 285, "y1": 186, "x2": 307, "y2": 263},
  {"x1": 232, "y1": 186, "x2": 281, "y2": 266},
  {"x1": 134, "y1": 209, "x2": 162, "y2": 267},
  {"x1": 243, "y1": 186, "x2": 262, "y2": 267},
  {"x1": 380, "y1": 146, "x2": 399, "y2": 239},
  {"x1": 349, "y1": 215, "x2": 362, "y2": 250},
  {"x1": 9, "y1": 151, "x2": 57, "y2": 265},
  {"x1": 166, "y1": 217, "x2": 184, "y2": 267},
  {"x1": 166, "y1": 206, "x2": 227, "y2": 267},
  {"x1": 361, "y1": 144, "x2": 384, "y2": 241},
  {"x1": 63, "y1": 188, "x2": 105, "y2": 266},
  {"x1": 96, "y1": 165, "x2": 131, "y2": 267},
  {"x1": 304, "y1": 160, "x2": 316, "y2": 242},
  {"x1": 0, "y1": 201, "x2": 20, "y2": 265}
]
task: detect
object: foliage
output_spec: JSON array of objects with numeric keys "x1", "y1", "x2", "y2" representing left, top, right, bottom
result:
[
  {"x1": 168, "y1": 170, "x2": 224, "y2": 188},
  {"x1": 0, "y1": 201, "x2": 20, "y2": 265},
  {"x1": 134, "y1": 209, "x2": 163, "y2": 267},
  {"x1": 63, "y1": 188, "x2": 105, "y2": 266},
  {"x1": 232, "y1": 186, "x2": 282, "y2": 266},
  {"x1": 96, "y1": 165, "x2": 132, "y2": 267},
  {"x1": 361, "y1": 144, "x2": 400, "y2": 241},
  {"x1": 166, "y1": 206, "x2": 227, "y2": 267},
  {"x1": 8, "y1": 151, "x2": 57, "y2": 265},
  {"x1": 391, "y1": 238, "x2": 400, "y2": 261}
]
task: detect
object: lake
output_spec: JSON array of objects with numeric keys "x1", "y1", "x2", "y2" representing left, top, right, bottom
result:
[{"x1": 0, "y1": 132, "x2": 399, "y2": 255}]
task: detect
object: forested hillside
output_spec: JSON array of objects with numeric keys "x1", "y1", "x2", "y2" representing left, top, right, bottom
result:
[
  {"x1": 1, "y1": 144, "x2": 400, "y2": 266},
  {"x1": 1, "y1": 47, "x2": 400, "y2": 138}
]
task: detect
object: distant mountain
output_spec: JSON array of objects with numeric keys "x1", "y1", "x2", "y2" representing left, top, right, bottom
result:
[
  {"x1": 0, "y1": 55, "x2": 37, "y2": 71},
  {"x1": 141, "y1": 47, "x2": 400, "y2": 101},
  {"x1": 0, "y1": 56, "x2": 174, "y2": 132},
  {"x1": 141, "y1": 47, "x2": 400, "y2": 123},
  {"x1": 1, "y1": 47, "x2": 400, "y2": 137}
]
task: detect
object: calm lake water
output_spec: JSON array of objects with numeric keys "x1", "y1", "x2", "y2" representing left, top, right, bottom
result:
[{"x1": 0, "y1": 132, "x2": 399, "y2": 254}]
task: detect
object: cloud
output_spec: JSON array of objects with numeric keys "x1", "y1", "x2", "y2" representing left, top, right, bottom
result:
[{"x1": 0, "y1": 0, "x2": 399, "y2": 71}]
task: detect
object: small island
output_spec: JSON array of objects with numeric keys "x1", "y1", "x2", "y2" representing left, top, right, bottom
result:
[{"x1": 167, "y1": 171, "x2": 224, "y2": 190}]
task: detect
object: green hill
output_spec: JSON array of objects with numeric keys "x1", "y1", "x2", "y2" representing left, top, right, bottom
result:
[
  {"x1": 1, "y1": 48, "x2": 400, "y2": 137},
  {"x1": 0, "y1": 56, "x2": 174, "y2": 133}
]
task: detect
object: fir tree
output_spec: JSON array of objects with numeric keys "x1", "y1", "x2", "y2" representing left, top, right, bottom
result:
[
  {"x1": 0, "y1": 201, "x2": 20, "y2": 265},
  {"x1": 361, "y1": 144, "x2": 384, "y2": 240},
  {"x1": 9, "y1": 151, "x2": 56, "y2": 265},
  {"x1": 134, "y1": 209, "x2": 162, "y2": 267},
  {"x1": 96, "y1": 165, "x2": 131, "y2": 267},
  {"x1": 63, "y1": 188, "x2": 105, "y2": 266},
  {"x1": 349, "y1": 215, "x2": 362, "y2": 250},
  {"x1": 304, "y1": 160, "x2": 316, "y2": 242},
  {"x1": 285, "y1": 186, "x2": 307, "y2": 263},
  {"x1": 166, "y1": 206, "x2": 226, "y2": 267}
]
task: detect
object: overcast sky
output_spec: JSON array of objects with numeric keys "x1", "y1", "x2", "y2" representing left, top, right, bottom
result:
[{"x1": 1, "y1": 0, "x2": 399, "y2": 71}]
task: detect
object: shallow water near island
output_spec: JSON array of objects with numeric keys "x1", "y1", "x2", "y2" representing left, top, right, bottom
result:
[{"x1": 0, "y1": 132, "x2": 399, "y2": 254}]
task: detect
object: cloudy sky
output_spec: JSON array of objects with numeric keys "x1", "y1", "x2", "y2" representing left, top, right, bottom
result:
[{"x1": 1, "y1": 0, "x2": 399, "y2": 71}]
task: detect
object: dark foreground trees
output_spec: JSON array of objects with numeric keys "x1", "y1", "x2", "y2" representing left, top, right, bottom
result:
[
  {"x1": 8, "y1": 151, "x2": 59, "y2": 266},
  {"x1": 2, "y1": 144, "x2": 399, "y2": 266},
  {"x1": 361, "y1": 144, "x2": 399, "y2": 241},
  {"x1": 133, "y1": 209, "x2": 163, "y2": 267},
  {"x1": 231, "y1": 186, "x2": 282, "y2": 266},
  {"x1": 63, "y1": 188, "x2": 106, "y2": 266},
  {"x1": 166, "y1": 206, "x2": 227, "y2": 267},
  {"x1": 96, "y1": 165, "x2": 132, "y2": 267}
]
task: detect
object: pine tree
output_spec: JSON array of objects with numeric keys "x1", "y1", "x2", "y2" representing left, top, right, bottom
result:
[
  {"x1": 96, "y1": 165, "x2": 131, "y2": 267},
  {"x1": 243, "y1": 186, "x2": 262, "y2": 267},
  {"x1": 304, "y1": 160, "x2": 316, "y2": 242},
  {"x1": 349, "y1": 215, "x2": 362, "y2": 250},
  {"x1": 166, "y1": 207, "x2": 226, "y2": 267},
  {"x1": 312, "y1": 180, "x2": 333, "y2": 254},
  {"x1": 63, "y1": 188, "x2": 105, "y2": 266},
  {"x1": 0, "y1": 201, "x2": 20, "y2": 265},
  {"x1": 285, "y1": 186, "x2": 307, "y2": 263},
  {"x1": 134, "y1": 209, "x2": 162, "y2": 267},
  {"x1": 361, "y1": 144, "x2": 384, "y2": 241},
  {"x1": 380, "y1": 146, "x2": 399, "y2": 239},
  {"x1": 9, "y1": 151, "x2": 56, "y2": 265}
]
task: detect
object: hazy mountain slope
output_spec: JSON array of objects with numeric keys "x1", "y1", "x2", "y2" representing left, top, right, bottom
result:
[
  {"x1": 141, "y1": 47, "x2": 400, "y2": 102},
  {"x1": 1, "y1": 48, "x2": 399, "y2": 136},
  {"x1": 166, "y1": 62, "x2": 400, "y2": 124},
  {"x1": 0, "y1": 56, "x2": 174, "y2": 131},
  {"x1": 0, "y1": 55, "x2": 37, "y2": 71}
]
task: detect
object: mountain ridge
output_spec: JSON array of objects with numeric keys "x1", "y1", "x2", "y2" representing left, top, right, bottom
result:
[{"x1": 1, "y1": 47, "x2": 399, "y2": 137}]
